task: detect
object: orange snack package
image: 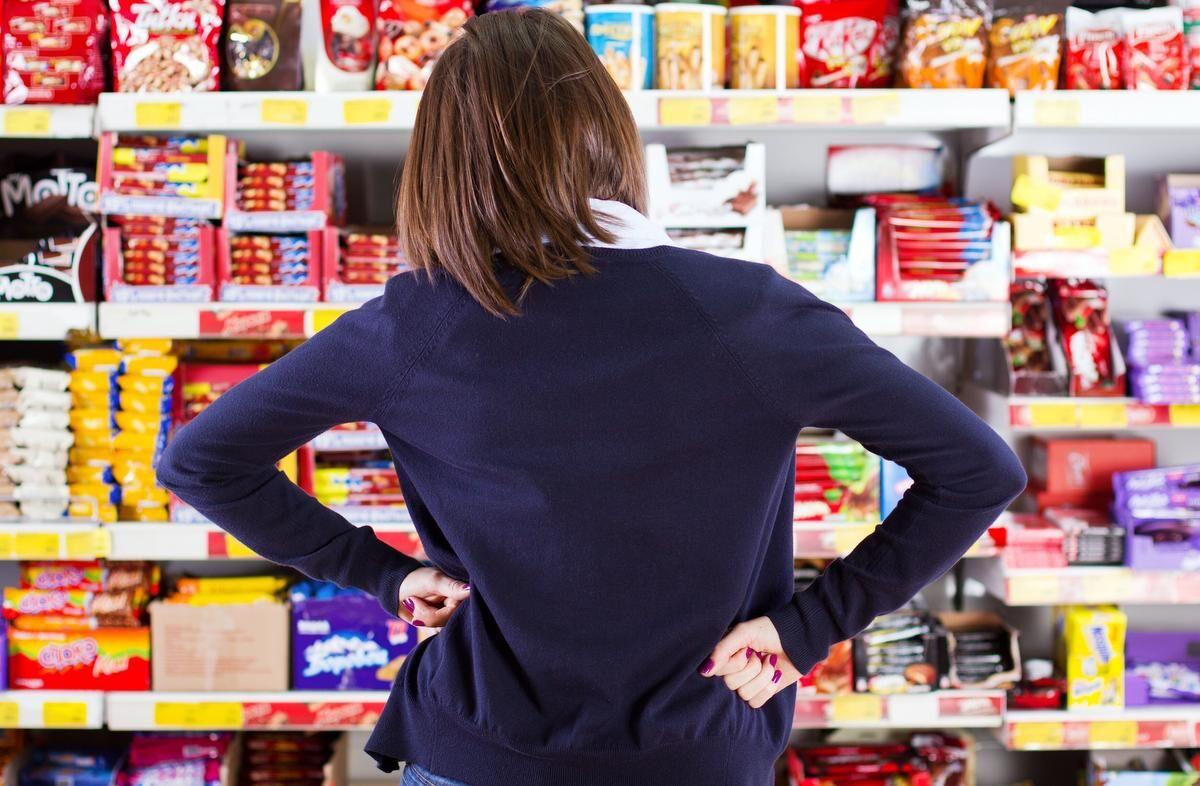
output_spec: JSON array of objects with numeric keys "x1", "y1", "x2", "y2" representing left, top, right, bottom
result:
[
  {"x1": 987, "y1": 8, "x2": 1062, "y2": 92},
  {"x1": 898, "y1": 0, "x2": 991, "y2": 88}
]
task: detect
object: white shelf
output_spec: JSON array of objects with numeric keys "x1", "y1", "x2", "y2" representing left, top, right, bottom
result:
[
  {"x1": 1003, "y1": 707, "x2": 1200, "y2": 750},
  {"x1": 0, "y1": 303, "x2": 95, "y2": 340},
  {"x1": 793, "y1": 521, "x2": 999, "y2": 559},
  {"x1": 793, "y1": 690, "x2": 1005, "y2": 729},
  {"x1": 0, "y1": 105, "x2": 95, "y2": 139},
  {"x1": 105, "y1": 691, "x2": 388, "y2": 730},
  {"x1": 834, "y1": 301, "x2": 1009, "y2": 338},
  {"x1": 967, "y1": 559, "x2": 1200, "y2": 606},
  {"x1": 0, "y1": 691, "x2": 105, "y2": 728},
  {"x1": 1014, "y1": 90, "x2": 1200, "y2": 130},
  {"x1": 966, "y1": 385, "x2": 1200, "y2": 431},
  {"x1": 95, "y1": 90, "x2": 1011, "y2": 134}
]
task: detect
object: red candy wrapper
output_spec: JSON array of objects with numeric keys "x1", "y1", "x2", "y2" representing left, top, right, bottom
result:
[
  {"x1": 1063, "y1": 6, "x2": 1123, "y2": 89},
  {"x1": 375, "y1": 0, "x2": 472, "y2": 90},
  {"x1": 1120, "y1": 7, "x2": 1189, "y2": 90},
  {"x1": 1050, "y1": 278, "x2": 1122, "y2": 397},
  {"x1": 108, "y1": 0, "x2": 226, "y2": 92},
  {"x1": 1, "y1": 0, "x2": 108, "y2": 103},
  {"x1": 798, "y1": 0, "x2": 899, "y2": 88}
]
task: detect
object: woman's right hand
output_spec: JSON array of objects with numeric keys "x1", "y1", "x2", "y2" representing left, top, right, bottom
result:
[
  {"x1": 698, "y1": 617, "x2": 802, "y2": 709},
  {"x1": 397, "y1": 567, "x2": 471, "y2": 628}
]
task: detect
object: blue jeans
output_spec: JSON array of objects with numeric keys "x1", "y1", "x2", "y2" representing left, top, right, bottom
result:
[{"x1": 401, "y1": 763, "x2": 471, "y2": 786}]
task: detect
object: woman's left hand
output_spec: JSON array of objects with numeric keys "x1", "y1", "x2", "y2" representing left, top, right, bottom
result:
[
  {"x1": 397, "y1": 567, "x2": 471, "y2": 628},
  {"x1": 698, "y1": 617, "x2": 801, "y2": 709}
]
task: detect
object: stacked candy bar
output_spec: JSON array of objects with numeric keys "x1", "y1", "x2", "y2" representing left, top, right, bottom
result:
[
  {"x1": 230, "y1": 233, "x2": 311, "y2": 286},
  {"x1": 314, "y1": 451, "x2": 405, "y2": 510},
  {"x1": 4, "y1": 560, "x2": 159, "y2": 631},
  {"x1": 794, "y1": 440, "x2": 880, "y2": 523},
  {"x1": 869, "y1": 194, "x2": 996, "y2": 284},
  {"x1": 1124, "y1": 318, "x2": 1200, "y2": 404},
  {"x1": 112, "y1": 341, "x2": 176, "y2": 522},
  {"x1": 1044, "y1": 506, "x2": 1125, "y2": 565},
  {"x1": 854, "y1": 602, "x2": 943, "y2": 694},
  {"x1": 0, "y1": 368, "x2": 71, "y2": 520},
  {"x1": 237, "y1": 161, "x2": 315, "y2": 212},
  {"x1": 119, "y1": 733, "x2": 233, "y2": 786},
  {"x1": 238, "y1": 733, "x2": 338, "y2": 786},
  {"x1": 789, "y1": 734, "x2": 971, "y2": 786},
  {"x1": 1049, "y1": 279, "x2": 1123, "y2": 397},
  {"x1": 113, "y1": 216, "x2": 205, "y2": 286},
  {"x1": 340, "y1": 230, "x2": 410, "y2": 286},
  {"x1": 67, "y1": 348, "x2": 120, "y2": 522},
  {"x1": 110, "y1": 135, "x2": 212, "y2": 199}
]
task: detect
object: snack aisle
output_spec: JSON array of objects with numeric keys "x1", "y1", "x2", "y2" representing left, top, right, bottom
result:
[{"x1": 4, "y1": 0, "x2": 1200, "y2": 783}]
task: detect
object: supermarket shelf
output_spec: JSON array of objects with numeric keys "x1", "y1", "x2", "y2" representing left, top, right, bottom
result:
[
  {"x1": 96, "y1": 90, "x2": 1011, "y2": 134},
  {"x1": 0, "y1": 523, "x2": 110, "y2": 559},
  {"x1": 105, "y1": 691, "x2": 387, "y2": 730},
  {"x1": 0, "y1": 303, "x2": 96, "y2": 340},
  {"x1": 793, "y1": 522, "x2": 1000, "y2": 559},
  {"x1": 1014, "y1": 248, "x2": 1200, "y2": 279},
  {"x1": 311, "y1": 423, "x2": 388, "y2": 451},
  {"x1": 0, "y1": 691, "x2": 105, "y2": 729},
  {"x1": 967, "y1": 559, "x2": 1200, "y2": 606},
  {"x1": 1014, "y1": 90, "x2": 1200, "y2": 130},
  {"x1": 968, "y1": 385, "x2": 1200, "y2": 431},
  {"x1": 0, "y1": 105, "x2": 95, "y2": 139},
  {"x1": 834, "y1": 301, "x2": 1009, "y2": 338},
  {"x1": 98, "y1": 302, "x2": 354, "y2": 339},
  {"x1": 1002, "y1": 707, "x2": 1200, "y2": 751},
  {"x1": 793, "y1": 690, "x2": 1005, "y2": 730},
  {"x1": 106, "y1": 522, "x2": 420, "y2": 561}
]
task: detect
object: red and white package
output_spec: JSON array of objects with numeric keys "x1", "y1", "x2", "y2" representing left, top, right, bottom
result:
[
  {"x1": 2, "y1": 0, "x2": 107, "y2": 104},
  {"x1": 1178, "y1": 0, "x2": 1200, "y2": 88},
  {"x1": 313, "y1": 0, "x2": 376, "y2": 90},
  {"x1": 1120, "y1": 6, "x2": 1189, "y2": 90},
  {"x1": 797, "y1": 0, "x2": 899, "y2": 88},
  {"x1": 1063, "y1": 6, "x2": 1123, "y2": 89},
  {"x1": 108, "y1": 0, "x2": 225, "y2": 92},
  {"x1": 375, "y1": 0, "x2": 472, "y2": 91}
]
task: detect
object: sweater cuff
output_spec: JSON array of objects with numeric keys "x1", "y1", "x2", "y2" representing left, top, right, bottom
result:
[
  {"x1": 361, "y1": 533, "x2": 424, "y2": 617},
  {"x1": 767, "y1": 590, "x2": 836, "y2": 674}
]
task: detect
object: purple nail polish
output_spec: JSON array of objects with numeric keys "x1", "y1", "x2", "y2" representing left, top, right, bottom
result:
[
  {"x1": 769, "y1": 654, "x2": 778, "y2": 667},
  {"x1": 699, "y1": 659, "x2": 714, "y2": 675},
  {"x1": 402, "y1": 598, "x2": 415, "y2": 612},
  {"x1": 745, "y1": 647, "x2": 753, "y2": 659},
  {"x1": 463, "y1": 584, "x2": 471, "y2": 592},
  {"x1": 412, "y1": 619, "x2": 425, "y2": 627},
  {"x1": 772, "y1": 669, "x2": 781, "y2": 684}
]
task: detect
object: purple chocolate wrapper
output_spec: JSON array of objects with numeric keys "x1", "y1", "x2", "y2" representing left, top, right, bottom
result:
[{"x1": 291, "y1": 592, "x2": 418, "y2": 691}]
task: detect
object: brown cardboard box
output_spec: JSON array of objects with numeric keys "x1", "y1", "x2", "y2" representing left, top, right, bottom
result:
[
  {"x1": 1012, "y1": 155, "x2": 1126, "y2": 218},
  {"x1": 1011, "y1": 211, "x2": 1135, "y2": 251},
  {"x1": 150, "y1": 600, "x2": 289, "y2": 691},
  {"x1": 939, "y1": 611, "x2": 1022, "y2": 691}
]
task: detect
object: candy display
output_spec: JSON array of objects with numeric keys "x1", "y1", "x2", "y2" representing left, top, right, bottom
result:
[
  {"x1": 0, "y1": 367, "x2": 71, "y2": 521},
  {"x1": 939, "y1": 612, "x2": 1020, "y2": 690},
  {"x1": 1063, "y1": 7, "x2": 1123, "y2": 89},
  {"x1": 798, "y1": 0, "x2": 899, "y2": 88},
  {"x1": 1159, "y1": 175, "x2": 1200, "y2": 249},
  {"x1": 225, "y1": 153, "x2": 344, "y2": 233},
  {"x1": 785, "y1": 734, "x2": 973, "y2": 786},
  {"x1": 98, "y1": 134, "x2": 230, "y2": 220},
  {"x1": 1028, "y1": 437, "x2": 1155, "y2": 511},
  {"x1": 104, "y1": 219, "x2": 217, "y2": 303},
  {"x1": 224, "y1": 0, "x2": 303, "y2": 90},
  {"x1": 239, "y1": 732, "x2": 339, "y2": 786},
  {"x1": 797, "y1": 640, "x2": 853, "y2": 695},
  {"x1": 654, "y1": 3, "x2": 725, "y2": 91},
  {"x1": 19, "y1": 749, "x2": 122, "y2": 786},
  {"x1": 1123, "y1": 318, "x2": 1200, "y2": 403},
  {"x1": 1049, "y1": 278, "x2": 1125, "y2": 397},
  {"x1": 66, "y1": 347, "x2": 120, "y2": 522},
  {"x1": 119, "y1": 732, "x2": 233, "y2": 786},
  {"x1": 219, "y1": 230, "x2": 321, "y2": 301},
  {"x1": 322, "y1": 227, "x2": 410, "y2": 302},
  {"x1": 1044, "y1": 505, "x2": 1125, "y2": 565},
  {"x1": 1125, "y1": 631, "x2": 1200, "y2": 706},
  {"x1": 775, "y1": 206, "x2": 875, "y2": 301},
  {"x1": 376, "y1": 0, "x2": 472, "y2": 91},
  {"x1": 794, "y1": 439, "x2": 880, "y2": 523},
  {"x1": 1059, "y1": 604, "x2": 1126, "y2": 709},
  {"x1": 1005, "y1": 279, "x2": 1059, "y2": 393},
  {"x1": 826, "y1": 144, "x2": 945, "y2": 204},
  {"x1": 646, "y1": 144, "x2": 765, "y2": 224},
  {"x1": 108, "y1": 0, "x2": 226, "y2": 92},
  {"x1": 987, "y1": 8, "x2": 1062, "y2": 92},
  {"x1": 585, "y1": 5, "x2": 653, "y2": 91},
  {"x1": 853, "y1": 602, "x2": 944, "y2": 694},
  {"x1": 1120, "y1": 7, "x2": 1189, "y2": 91},
  {"x1": 1113, "y1": 464, "x2": 1200, "y2": 570},
  {"x1": 897, "y1": 0, "x2": 990, "y2": 88},
  {"x1": 730, "y1": 6, "x2": 800, "y2": 90},
  {"x1": 8, "y1": 620, "x2": 151, "y2": 690},
  {"x1": 291, "y1": 580, "x2": 417, "y2": 690},
  {"x1": 1, "y1": 0, "x2": 107, "y2": 104},
  {"x1": 310, "y1": 447, "x2": 407, "y2": 523}
]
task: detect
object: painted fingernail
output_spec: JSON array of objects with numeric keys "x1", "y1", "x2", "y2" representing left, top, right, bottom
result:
[
  {"x1": 412, "y1": 619, "x2": 425, "y2": 627},
  {"x1": 772, "y1": 669, "x2": 782, "y2": 684},
  {"x1": 699, "y1": 659, "x2": 714, "y2": 675},
  {"x1": 401, "y1": 598, "x2": 415, "y2": 612},
  {"x1": 745, "y1": 647, "x2": 753, "y2": 659},
  {"x1": 463, "y1": 584, "x2": 471, "y2": 592},
  {"x1": 769, "y1": 654, "x2": 778, "y2": 667}
]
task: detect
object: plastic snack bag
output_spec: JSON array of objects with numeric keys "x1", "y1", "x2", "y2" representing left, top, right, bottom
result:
[
  {"x1": 108, "y1": 0, "x2": 226, "y2": 92},
  {"x1": 2, "y1": 0, "x2": 108, "y2": 103},
  {"x1": 898, "y1": 0, "x2": 991, "y2": 88},
  {"x1": 987, "y1": 7, "x2": 1062, "y2": 92},
  {"x1": 799, "y1": 0, "x2": 900, "y2": 88},
  {"x1": 1063, "y1": 6, "x2": 1122, "y2": 89},
  {"x1": 224, "y1": 0, "x2": 303, "y2": 90},
  {"x1": 375, "y1": 0, "x2": 472, "y2": 91},
  {"x1": 1121, "y1": 6, "x2": 1189, "y2": 91},
  {"x1": 1176, "y1": 0, "x2": 1200, "y2": 88}
]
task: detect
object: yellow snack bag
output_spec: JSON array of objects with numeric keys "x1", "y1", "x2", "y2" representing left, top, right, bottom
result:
[
  {"x1": 70, "y1": 348, "x2": 122, "y2": 373},
  {"x1": 118, "y1": 391, "x2": 168, "y2": 416},
  {"x1": 72, "y1": 429, "x2": 114, "y2": 450},
  {"x1": 117, "y1": 338, "x2": 173, "y2": 356},
  {"x1": 69, "y1": 447, "x2": 113, "y2": 468},
  {"x1": 117, "y1": 374, "x2": 171, "y2": 395},
  {"x1": 115, "y1": 411, "x2": 164, "y2": 434},
  {"x1": 69, "y1": 410, "x2": 113, "y2": 433},
  {"x1": 68, "y1": 370, "x2": 113, "y2": 394},
  {"x1": 123, "y1": 355, "x2": 178, "y2": 377}
]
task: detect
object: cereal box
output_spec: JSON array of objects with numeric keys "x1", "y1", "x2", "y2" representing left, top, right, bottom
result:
[{"x1": 8, "y1": 627, "x2": 151, "y2": 690}]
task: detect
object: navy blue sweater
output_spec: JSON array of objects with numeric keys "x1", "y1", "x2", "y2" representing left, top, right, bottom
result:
[{"x1": 157, "y1": 246, "x2": 1026, "y2": 786}]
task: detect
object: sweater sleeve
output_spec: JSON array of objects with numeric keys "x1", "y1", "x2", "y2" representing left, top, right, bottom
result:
[
  {"x1": 731, "y1": 272, "x2": 1027, "y2": 672},
  {"x1": 155, "y1": 295, "x2": 423, "y2": 616}
]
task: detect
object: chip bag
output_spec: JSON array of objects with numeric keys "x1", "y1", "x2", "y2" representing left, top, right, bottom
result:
[
  {"x1": 1120, "y1": 7, "x2": 1189, "y2": 90},
  {"x1": 375, "y1": 0, "x2": 472, "y2": 90},
  {"x1": 1063, "y1": 6, "x2": 1123, "y2": 89},
  {"x1": 798, "y1": 0, "x2": 899, "y2": 88},
  {"x1": 898, "y1": 0, "x2": 991, "y2": 88},
  {"x1": 988, "y1": 8, "x2": 1062, "y2": 92}
]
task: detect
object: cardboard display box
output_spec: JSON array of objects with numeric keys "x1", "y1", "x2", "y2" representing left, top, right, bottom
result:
[
  {"x1": 1012, "y1": 155, "x2": 1126, "y2": 218},
  {"x1": 150, "y1": 600, "x2": 289, "y2": 691}
]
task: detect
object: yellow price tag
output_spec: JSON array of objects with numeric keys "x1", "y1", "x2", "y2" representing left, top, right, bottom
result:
[
  {"x1": 261, "y1": 99, "x2": 309, "y2": 126},
  {"x1": 659, "y1": 98, "x2": 712, "y2": 126},
  {"x1": 1028, "y1": 403, "x2": 1078, "y2": 429},
  {"x1": 155, "y1": 702, "x2": 245, "y2": 728},
  {"x1": 1078, "y1": 403, "x2": 1128, "y2": 429},
  {"x1": 1088, "y1": 720, "x2": 1138, "y2": 748},
  {"x1": 14, "y1": 532, "x2": 60, "y2": 559},
  {"x1": 1007, "y1": 574, "x2": 1061, "y2": 605},
  {"x1": 1169, "y1": 404, "x2": 1200, "y2": 426},
  {"x1": 0, "y1": 311, "x2": 19, "y2": 339},
  {"x1": 343, "y1": 98, "x2": 392, "y2": 125},
  {"x1": 1163, "y1": 249, "x2": 1200, "y2": 277},
  {"x1": 1053, "y1": 225, "x2": 1102, "y2": 249},
  {"x1": 0, "y1": 702, "x2": 19, "y2": 726},
  {"x1": 0, "y1": 531, "x2": 13, "y2": 558},
  {"x1": 4, "y1": 108, "x2": 51, "y2": 136},
  {"x1": 1078, "y1": 570, "x2": 1130, "y2": 602},
  {"x1": 833, "y1": 524, "x2": 874, "y2": 555},
  {"x1": 849, "y1": 94, "x2": 900, "y2": 125},
  {"x1": 830, "y1": 694, "x2": 883, "y2": 723},
  {"x1": 792, "y1": 94, "x2": 842, "y2": 124},
  {"x1": 1032, "y1": 97, "x2": 1081, "y2": 127},
  {"x1": 1011, "y1": 174, "x2": 1063, "y2": 213},
  {"x1": 65, "y1": 529, "x2": 111, "y2": 559},
  {"x1": 309, "y1": 308, "x2": 346, "y2": 335},
  {"x1": 727, "y1": 96, "x2": 779, "y2": 126},
  {"x1": 134, "y1": 102, "x2": 182, "y2": 129},
  {"x1": 1010, "y1": 721, "x2": 1065, "y2": 750},
  {"x1": 224, "y1": 534, "x2": 257, "y2": 558},
  {"x1": 43, "y1": 702, "x2": 89, "y2": 727},
  {"x1": 1109, "y1": 246, "x2": 1158, "y2": 276}
]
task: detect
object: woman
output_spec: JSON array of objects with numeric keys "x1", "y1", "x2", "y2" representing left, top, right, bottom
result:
[{"x1": 157, "y1": 9, "x2": 1026, "y2": 786}]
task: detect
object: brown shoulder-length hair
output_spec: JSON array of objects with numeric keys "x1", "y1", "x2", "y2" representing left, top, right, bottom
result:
[{"x1": 396, "y1": 8, "x2": 647, "y2": 316}]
